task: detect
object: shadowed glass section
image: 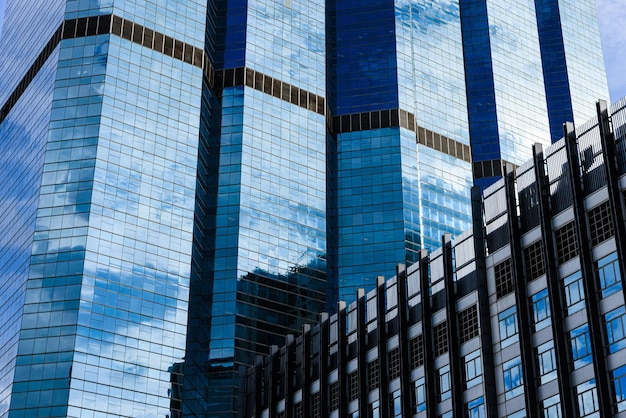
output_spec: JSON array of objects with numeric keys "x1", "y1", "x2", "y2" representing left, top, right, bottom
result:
[{"x1": 203, "y1": 87, "x2": 327, "y2": 416}]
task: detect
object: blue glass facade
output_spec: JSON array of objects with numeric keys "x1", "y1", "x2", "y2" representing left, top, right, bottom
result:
[
  {"x1": 0, "y1": 1, "x2": 611, "y2": 417},
  {"x1": 329, "y1": 0, "x2": 473, "y2": 304},
  {"x1": 535, "y1": 0, "x2": 609, "y2": 141},
  {"x1": 0, "y1": 0, "x2": 206, "y2": 416},
  {"x1": 461, "y1": 0, "x2": 609, "y2": 188}
]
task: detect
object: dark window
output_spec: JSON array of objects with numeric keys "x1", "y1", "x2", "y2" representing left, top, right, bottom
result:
[
  {"x1": 388, "y1": 347, "x2": 401, "y2": 380},
  {"x1": 524, "y1": 241, "x2": 545, "y2": 280},
  {"x1": 348, "y1": 371, "x2": 359, "y2": 401},
  {"x1": 368, "y1": 359, "x2": 379, "y2": 392},
  {"x1": 459, "y1": 305, "x2": 479, "y2": 343},
  {"x1": 434, "y1": 322, "x2": 448, "y2": 357},
  {"x1": 312, "y1": 392, "x2": 321, "y2": 418},
  {"x1": 555, "y1": 222, "x2": 579, "y2": 264},
  {"x1": 329, "y1": 381, "x2": 339, "y2": 412},
  {"x1": 588, "y1": 201, "x2": 614, "y2": 246},
  {"x1": 294, "y1": 402, "x2": 303, "y2": 418},
  {"x1": 409, "y1": 335, "x2": 424, "y2": 369},
  {"x1": 495, "y1": 258, "x2": 514, "y2": 298}
]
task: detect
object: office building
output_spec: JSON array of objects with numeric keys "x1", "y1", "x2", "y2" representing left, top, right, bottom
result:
[
  {"x1": 0, "y1": 1, "x2": 610, "y2": 417},
  {"x1": 241, "y1": 99, "x2": 626, "y2": 417}
]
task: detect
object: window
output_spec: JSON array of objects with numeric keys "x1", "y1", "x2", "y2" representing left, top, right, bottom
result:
[
  {"x1": 577, "y1": 380, "x2": 599, "y2": 417},
  {"x1": 503, "y1": 357, "x2": 524, "y2": 400},
  {"x1": 312, "y1": 392, "x2": 321, "y2": 418},
  {"x1": 389, "y1": 347, "x2": 401, "y2": 380},
  {"x1": 467, "y1": 396, "x2": 485, "y2": 418},
  {"x1": 543, "y1": 394, "x2": 562, "y2": 418},
  {"x1": 348, "y1": 371, "x2": 359, "y2": 401},
  {"x1": 410, "y1": 335, "x2": 424, "y2": 369},
  {"x1": 613, "y1": 365, "x2": 626, "y2": 412},
  {"x1": 329, "y1": 381, "x2": 339, "y2": 411},
  {"x1": 537, "y1": 341, "x2": 557, "y2": 384},
  {"x1": 295, "y1": 402, "x2": 303, "y2": 418},
  {"x1": 390, "y1": 389, "x2": 402, "y2": 418},
  {"x1": 368, "y1": 359, "x2": 379, "y2": 392},
  {"x1": 495, "y1": 258, "x2": 514, "y2": 298},
  {"x1": 369, "y1": 400, "x2": 380, "y2": 418},
  {"x1": 507, "y1": 411, "x2": 526, "y2": 418},
  {"x1": 439, "y1": 365, "x2": 451, "y2": 401},
  {"x1": 434, "y1": 322, "x2": 448, "y2": 356},
  {"x1": 564, "y1": 271, "x2": 585, "y2": 315},
  {"x1": 606, "y1": 306, "x2": 626, "y2": 353},
  {"x1": 588, "y1": 201, "x2": 614, "y2": 246},
  {"x1": 597, "y1": 252, "x2": 621, "y2": 298},
  {"x1": 531, "y1": 288, "x2": 551, "y2": 331},
  {"x1": 570, "y1": 324, "x2": 592, "y2": 369},
  {"x1": 459, "y1": 305, "x2": 480, "y2": 343},
  {"x1": 555, "y1": 222, "x2": 578, "y2": 264},
  {"x1": 464, "y1": 350, "x2": 482, "y2": 388},
  {"x1": 499, "y1": 306, "x2": 519, "y2": 348},
  {"x1": 414, "y1": 377, "x2": 426, "y2": 412},
  {"x1": 524, "y1": 241, "x2": 545, "y2": 280}
]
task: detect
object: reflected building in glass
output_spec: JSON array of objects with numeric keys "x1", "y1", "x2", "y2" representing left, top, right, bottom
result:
[{"x1": 0, "y1": 0, "x2": 610, "y2": 417}]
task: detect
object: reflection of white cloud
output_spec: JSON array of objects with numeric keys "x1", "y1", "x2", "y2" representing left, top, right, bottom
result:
[{"x1": 596, "y1": 0, "x2": 626, "y2": 101}]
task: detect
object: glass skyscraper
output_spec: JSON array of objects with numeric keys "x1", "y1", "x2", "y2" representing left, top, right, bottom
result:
[{"x1": 0, "y1": 0, "x2": 609, "y2": 417}]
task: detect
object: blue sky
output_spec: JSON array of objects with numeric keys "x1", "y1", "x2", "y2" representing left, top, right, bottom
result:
[{"x1": 0, "y1": 0, "x2": 623, "y2": 100}]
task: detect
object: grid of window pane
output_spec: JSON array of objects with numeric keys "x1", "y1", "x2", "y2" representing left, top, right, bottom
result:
[
  {"x1": 329, "y1": 381, "x2": 339, "y2": 412},
  {"x1": 606, "y1": 306, "x2": 626, "y2": 353},
  {"x1": 524, "y1": 241, "x2": 545, "y2": 280},
  {"x1": 495, "y1": 258, "x2": 514, "y2": 298},
  {"x1": 588, "y1": 201, "x2": 614, "y2": 246},
  {"x1": 499, "y1": 306, "x2": 519, "y2": 347},
  {"x1": 409, "y1": 335, "x2": 424, "y2": 369},
  {"x1": 555, "y1": 222, "x2": 579, "y2": 264},
  {"x1": 459, "y1": 305, "x2": 480, "y2": 343},
  {"x1": 312, "y1": 392, "x2": 321, "y2": 418},
  {"x1": 388, "y1": 347, "x2": 401, "y2": 380},
  {"x1": 597, "y1": 252, "x2": 622, "y2": 298},
  {"x1": 434, "y1": 322, "x2": 448, "y2": 357},
  {"x1": 368, "y1": 359, "x2": 379, "y2": 392},
  {"x1": 348, "y1": 371, "x2": 359, "y2": 401},
  {"x1": 531, "y1": 288, "x2": 551, "y2": 331}
]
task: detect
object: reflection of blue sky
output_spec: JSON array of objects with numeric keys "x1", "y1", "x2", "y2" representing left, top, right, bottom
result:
[
  {"x1": 596, "y1": 0, "x2": 626, "y2": 101},
  {"x1": 394, "y1": 0, "x2": 469, "y2": 144},
  {"x1": 247, "y1": 0, "x2": 325, "y2": 95},
  {"x1": 0, "y1": 0, "x2": 64, "y2": 105},
  {"x1": 0, "y1": 50, "x2": 59, "y2": 417}
]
